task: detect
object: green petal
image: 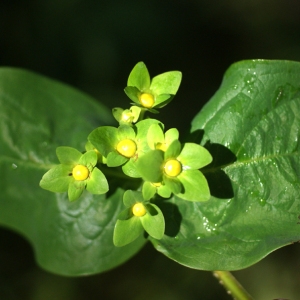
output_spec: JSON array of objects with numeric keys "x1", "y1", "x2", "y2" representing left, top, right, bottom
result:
[
  {"x1": 130, "y1": 106, "x2": 141, "y2": 122},
  {"x1": 123, "y1": 190, "x2": 144, "y2": 207},
  {"x1": 124, "y1": 86, "x2": 141, "y2": 105},
  {"x1": 153, "y1": 94, "x2": 173, "y2": 108},
  {"x1": 157, "y1": 184, "x2": 172, "y2": 198},
  {"x1": 85, "y1": 140, "x2": 95, "y2": 152},
  {"x1": 106, "y1": 151, "x2": 128, "y2": 167},
  {"x1": 117, "y1": 207, "x2": 133, "y2": 221},
  {"x1": 136, "y1": 150, "x2": 164, "y2": 183},
  {"x1": 68, "y1": 180, "x2": 85, "y2": 201},
  {"x1": 150, "y1": 71, "x2": 182, "y2": 95},
  {"x1": 56, "y1": 147, "x2": 82, "y2": 165},
  {"x1": 164, "y1": 139, "x2": 181, "y2": 160},
  {"x1": 117, "y1": 124, "x2": 136, "y2": 140},
  {"x1": 88, "y1": 126, "x2": 118, "y2": 157},
  {"x1": 112, "y1": 107, "x2": 124, "y2": 123},
  {"x1": 39, "y1": 164, "x2": 73, "y2": 192},
  {"x1": 127, "y1": 62, "x2": 151, "y2": 91},
  {"x1": 163, "y1": 176, "x2": 183, "y2": 194},
  {"x1": 165, "y1": 128, "x2": 179, "y2": 145},
  {"x1": 141, "y1": 204, "x2": 165, "y2": 240},
  {"x1": 135, "y1": 119, "x2": 164, "y2": 156},
  {"x1": 79, "y1": 150, "x2": 97, "y2": 168},
  {"x1": 177, "y1": 169, "x2": 210, "y2": 201},
  {"x1": 122, "y1": 159, "x2": 141, "y2": 178},
  {"x1": 147, "y1": 123, "x2": 165, "y2": 149},
  {"x1": 142, "y1": 181, "x2": 157, "y2": 200},
  {"x1": 113, "y1": 217, "x2": 144, "y2": 247},
  {"x1": 86, "y1": 168, "x2": 109, "y2": 195},
  {"x1": 177, "y1": 143, "x2": 212, "y2": 169}
]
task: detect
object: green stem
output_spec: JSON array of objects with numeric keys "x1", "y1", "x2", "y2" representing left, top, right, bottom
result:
[{"x1": 213, "y1": 271, "x2": 254, "y2": 300}]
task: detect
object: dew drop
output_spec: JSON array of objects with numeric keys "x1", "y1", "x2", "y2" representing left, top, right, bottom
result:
[
  {"x1": 12, "y1": 163, "x2": 18, "y2": 169},
  {"x1": 259, "y1": 198, "x2": 266, "y2": 206}
]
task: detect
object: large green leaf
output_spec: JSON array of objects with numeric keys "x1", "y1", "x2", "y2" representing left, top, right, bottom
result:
[
  {"x1": 0, "y1": 68, "x2": 146, "y2": 276},
  {"x1": 150, "y1": 60, "x2": 300, "y2": 270}
]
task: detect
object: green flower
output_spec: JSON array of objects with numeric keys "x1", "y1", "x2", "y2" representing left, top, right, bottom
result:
[
  {"x1": 88, "y1": 119, "x2": 163, "y2": 178},
  {"x1": 39, "y1": 147, "x2": 109, "y2": 201},
  {"x1": 141, "y1": 123, "x2": 178, "y2": 200},
  {"x1": 136, "y1": 140, "x2": 213, "y2": 202},
  {"x1": 142, "y1": 181, "x2": 172, "y2": 200},
  {"x1": 112, "y1": 106, "x2": 141, "y2": 125},
  {"x1": 113, "y1": 190, "x2": 165, "y2": 247},
  {"x1": 124, "y1": 62, "x2": 182, "y2": 113},
  {"x1": 147, "y1": 123, "x2": 179, "y2": 152}
]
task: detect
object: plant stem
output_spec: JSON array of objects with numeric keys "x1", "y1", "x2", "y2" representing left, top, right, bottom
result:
[{"x1": 213, "y1": 271, "x2": 254, "y2": 300}]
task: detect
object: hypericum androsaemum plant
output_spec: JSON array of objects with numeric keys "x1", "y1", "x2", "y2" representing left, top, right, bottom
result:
[{"x1": 1, "y1": 60, "x2": 300, "y2": 299}]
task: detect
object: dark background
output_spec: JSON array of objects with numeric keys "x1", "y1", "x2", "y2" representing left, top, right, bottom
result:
[{"x1": 1, "y1": 0, "x2": 300, "y2": 299}]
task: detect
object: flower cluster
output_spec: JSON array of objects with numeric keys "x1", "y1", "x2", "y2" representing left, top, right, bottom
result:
[{"x1": 40, "y1": 62, "x2": 212, "y2": 247}]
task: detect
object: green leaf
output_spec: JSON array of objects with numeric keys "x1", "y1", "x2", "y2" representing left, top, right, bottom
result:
[
  {"x1": 150, "y1": 60, "x2": 300, "y2": 271},
  {"x1": 56, "y1": 147, "x2": 82, "y2": 165},
  {"x1": 40, "y1": 164, "x2": 73, "y2": 192},
  {"x1": 113, "y1": 217, "x2": 144, "y2": 247},
  {"x1": 86, "y1": 167, "x2": 109, "y2": 194},
  {"x1": 150, "y1": 71, "x2": 182, "y2": 95},
  {"x1": 0, "y1": 68, "x2": 145, "y2": 275},
  {"x1": 177, "y1": 143, "x2": 212, "y2": 169},
  {"x1": 88, "y1": 126, "x2": 118, "y2": 157},
  {"x1": 141, "y1": 204, "x2": 165, "y2": 240},
  {"x1": 127, "y1": 62, "x2": 151, "y2": 91}
]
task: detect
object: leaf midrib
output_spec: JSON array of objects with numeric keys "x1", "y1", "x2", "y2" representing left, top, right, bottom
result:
[{"x1": 203, "y1": 150, "x2": 299, "y2": 174}]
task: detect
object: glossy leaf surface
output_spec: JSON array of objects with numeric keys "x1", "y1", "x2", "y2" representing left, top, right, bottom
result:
[
  {"x1": 0, "y1": 68, "x2": 146, "y2": 275},
  {"x1": 150, "y1": 60, "x2": 300, "y2": 270}
]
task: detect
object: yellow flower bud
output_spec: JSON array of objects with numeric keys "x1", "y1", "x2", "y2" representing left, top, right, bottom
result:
[
  {"x1": 132, "y1": 203, "x2": 146, "y2": 217},
  {"x1": 139, "y1": 93, "x2": 155, "y2": 108},
  {"x1": 72, "y1": 165, "x2": 89, "y2": 181},
  {"x1": 164, "y1": 159, "x2": 182, "y2": 177},
  {"x1": 116, "y1": 139, "x2": 137, "y2": 158}
]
